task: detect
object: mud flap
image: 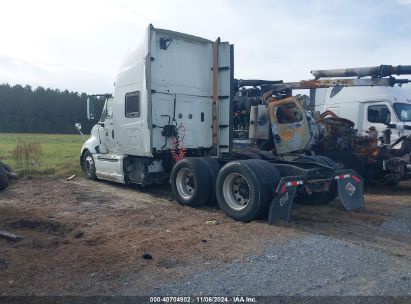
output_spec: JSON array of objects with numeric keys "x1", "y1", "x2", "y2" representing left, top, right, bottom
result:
[
  {"x1": 335, "y1": 169, "x2": 364, "y2": 211},
  {"x1": 268, "y1": 177, "x2": 301, "y2": 224}
]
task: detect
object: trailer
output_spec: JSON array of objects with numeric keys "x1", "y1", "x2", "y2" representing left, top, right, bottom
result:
[{"x1": 79, "y1": 25, "x2": 363, "y2": 224}]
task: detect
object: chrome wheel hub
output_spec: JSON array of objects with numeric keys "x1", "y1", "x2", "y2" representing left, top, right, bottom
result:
[
  {"x1": 85, "y1": 155, "x2": 94, "y2": 175},
  {"x1": 223, "y1": 173, "x2": 250, "y2": 210},
  {"x1": 176, "y1": 168, "x2": 195, "y2": 200}
]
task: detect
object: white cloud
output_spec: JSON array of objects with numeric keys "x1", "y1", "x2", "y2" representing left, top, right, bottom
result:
[
  {"x1": 0, "y1": 0, "x2": 410, "y2": 93},
  {"x1": 0, "y1": 56, "x2": 112, "y2": 93}
]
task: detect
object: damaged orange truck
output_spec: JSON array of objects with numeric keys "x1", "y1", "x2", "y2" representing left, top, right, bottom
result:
[{"x1": 233, "y1": 65, "x2": 411, "y2": 186}]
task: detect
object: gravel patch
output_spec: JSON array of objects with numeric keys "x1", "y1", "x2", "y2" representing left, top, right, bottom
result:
[
  {"x1": 151, "y1": 235, "x2": 411, "y2": 296},
  {"x1": 380, "y1": 207, "x2": 411, "y2": 235}
]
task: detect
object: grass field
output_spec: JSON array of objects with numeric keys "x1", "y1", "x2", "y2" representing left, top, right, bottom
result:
[{"x1": 0, "y1": 133, "x2": 84, "y2": 177}]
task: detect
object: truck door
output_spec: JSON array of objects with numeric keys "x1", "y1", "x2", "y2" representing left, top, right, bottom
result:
[
  {"x1": 362, "y1": 102, "x2": 399, "y2": 141},
  {"x1": 268, "y1": 97, "x2": 312, "y2": 154},
  {"x1": 98, "y1": 98, "x2": 117, "y2": 153}
]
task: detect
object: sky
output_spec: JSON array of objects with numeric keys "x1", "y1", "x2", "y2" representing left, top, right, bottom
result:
[{"x1": 0, "y1": 0, "x2": 410, "y2": 93}]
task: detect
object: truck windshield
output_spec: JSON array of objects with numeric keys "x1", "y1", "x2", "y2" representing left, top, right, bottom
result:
[{"x1": 393, "y1": 103, "x2": 411, "y2": 121}]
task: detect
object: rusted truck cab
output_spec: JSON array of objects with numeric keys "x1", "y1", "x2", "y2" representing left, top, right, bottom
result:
[{"x1": 267, "y1": 96, "x2": 318, "y2": 155}]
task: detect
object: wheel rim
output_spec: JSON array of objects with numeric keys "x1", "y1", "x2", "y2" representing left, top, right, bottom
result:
[
  {"x1": 223, "y1": 173, "x2": 250, "y2": 211},
  {"x1": 84, "y1": 155, "x2": 95, "y2": 176},
  {"x1": 176, "y1": 168, "x2": 195, "y2": 200}
]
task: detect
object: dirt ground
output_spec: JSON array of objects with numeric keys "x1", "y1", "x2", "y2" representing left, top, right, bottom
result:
[{"x1": 0, "y1": 177, "x2": 410, "y2": 295}]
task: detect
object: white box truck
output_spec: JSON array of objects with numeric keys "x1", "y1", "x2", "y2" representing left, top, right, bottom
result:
[{"x1": 312, "y1": 85, "x2": 411, "y2": 143}]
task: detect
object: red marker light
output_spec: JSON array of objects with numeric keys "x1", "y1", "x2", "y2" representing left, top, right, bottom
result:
[{"x1": 352, "y1": 175, "x2": 361, "y2": 183}]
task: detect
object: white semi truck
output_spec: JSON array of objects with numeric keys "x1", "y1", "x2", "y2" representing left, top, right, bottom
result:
[{"x1": 79, "y1": 25, "x2": 363, "y2": 224}]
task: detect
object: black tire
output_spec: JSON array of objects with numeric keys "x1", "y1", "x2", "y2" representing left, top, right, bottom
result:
[
  {"x1": 295, "y1": 155, "x2": 338, "y2": 205},
  {"x1": 216, "y1": 159, "x2": 275, "y2": 222},
  {"x1": 199, "y1": 157, "x2": 220, "y2": 205},
  {"x1": 170, "y1": 157, "x2": 213, "y2": 207},
  {"x1": 253, "y1": 161, "x2": 282, "y2": 217},
  {"x1": 0, "y1": 164, "x2": 9, "y2": 191},
  {"x1": 82, "y1": 150, "x2": 97, "y2": 180}
]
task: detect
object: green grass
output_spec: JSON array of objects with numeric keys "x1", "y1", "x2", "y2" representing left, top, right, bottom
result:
[{"x1": 0, "y1": 133, "x2": 84, "y2": 177}]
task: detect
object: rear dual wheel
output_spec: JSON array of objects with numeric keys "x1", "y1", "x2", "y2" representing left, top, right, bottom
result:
[
  {"x1": 216, "y1": 160, "x2": 280, "y2": 222},
  {"x1": 171, "y1": 158, "x2": 281, "y2": 222}
]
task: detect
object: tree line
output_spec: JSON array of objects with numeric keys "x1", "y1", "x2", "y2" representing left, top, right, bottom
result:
[{"x1": 0, "y1": 84, "x2": 104, "y2": 134}]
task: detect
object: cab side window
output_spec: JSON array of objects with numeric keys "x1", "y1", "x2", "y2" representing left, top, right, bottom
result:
[
  {"x1": 367, "y1": 105, "x2": 390, "y2": 124},
  {"x1": 276, "y1": 103, "x2": 303, "y2": 124},
  {"x1": 125, "y1": 91, "x2": 140, "y2": 118}
]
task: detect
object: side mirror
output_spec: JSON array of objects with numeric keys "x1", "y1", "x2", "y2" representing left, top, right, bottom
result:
[
  {"x1": 396, "y1": 122, "x2": 405, "y2": 131},
  {"x1": 74, "y1": 122, "x2": 86, "y2": 141},
  {"x1": 87, "y1": 97, "x2": 95, "y2": 120}
]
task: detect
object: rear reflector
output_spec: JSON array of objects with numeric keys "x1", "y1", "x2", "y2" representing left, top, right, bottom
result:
[
  {"x1": 335, "y1": 174, "x2": 351, "y2": 180},
  {"x1": 351, "y1": 175, "x2": 361, "y2": 183},
  {"x1": 285, "y1": 180, "x2": 303, "y2": 187},
  {"x1": 280, "y1": 180, "x2": 303, "y2": 194}
]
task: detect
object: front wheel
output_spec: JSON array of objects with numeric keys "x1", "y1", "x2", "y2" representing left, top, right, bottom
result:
[{"x1": 82, "y1": 151, "x2": 97, "y2": 180}]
